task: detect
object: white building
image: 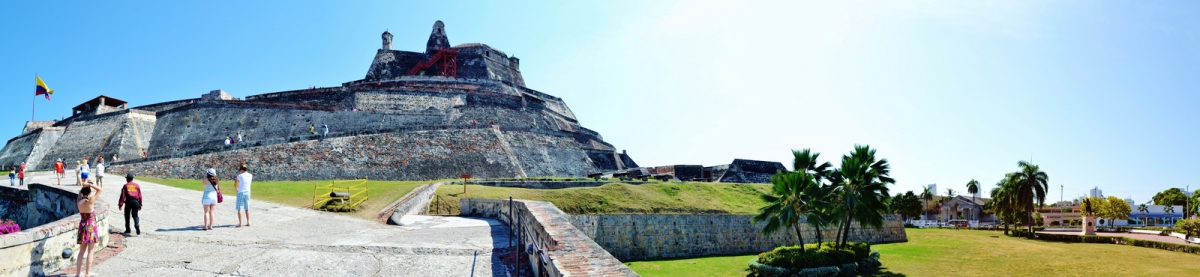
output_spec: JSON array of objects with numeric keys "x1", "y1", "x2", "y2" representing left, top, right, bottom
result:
[
  {"x1": 1089, "y1": 187, "x2": 1104, "y2": 198},
  {"x1": 928, "y1": 184, "x2": 937, "y2": 196}
]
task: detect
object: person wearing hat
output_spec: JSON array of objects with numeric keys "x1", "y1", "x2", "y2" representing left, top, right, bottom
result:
[
  {"x1": 118, "y1": 172, "x2": 144, "y2": 235},
  {"x1": 201, "y1": 168, "x2": 221, "y2": 230},
  {"x1": 54, "y1": 159, "x2": 65, "y2": 186},
  {"x1": 234, "y1": 164, "x2": 253, "y2": 227}
]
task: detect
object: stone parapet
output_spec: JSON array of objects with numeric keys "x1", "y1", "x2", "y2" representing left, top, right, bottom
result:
[
  {"x1": 568, "y1": 214, "x2": 908, "y2": 261},
  {"x1": 461, "y1": 198, "x2": 638, "y2": 276},
  {"x1": 0, "y1": 184, "x2": 111, "y2": 276}
]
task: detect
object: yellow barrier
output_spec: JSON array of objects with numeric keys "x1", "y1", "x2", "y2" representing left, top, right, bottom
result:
[{"x1": 312, "y1": 177, "x2": 369, "y2": 211}]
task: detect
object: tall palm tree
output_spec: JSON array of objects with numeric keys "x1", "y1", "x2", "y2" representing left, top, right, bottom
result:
[
  {"x1": 946, "y1": 188, "x2": 956, "y2": 199},
  {"x1": 1010, "y1": 161, "x2": 1049, "y2": 238},
  {"x1": 792, "y1": 148, "x2": 832, "y2": 181},
  {"x1": 753, "y1": 171, "x2": 826, "y2": 252},
  {"x1": 1138, "y1": 203, "x2": 1150, "y2": 226},
  {"x1": 920, "y1": 186, "x2": 933, "y2": 222},
  {"x1": 966, "y1": 179, "x2": 980, "y2": 220},
  {"x1": 989, "y1": 176, "x2": 1019, "y2": 235},
  {"x1": 831, "y1": 145, "x2": 894, "y2": 248}
]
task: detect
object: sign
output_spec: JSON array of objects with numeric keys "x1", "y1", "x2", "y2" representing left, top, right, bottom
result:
[{"x1": 460, "y1": 174, "x2": 471, "y2": 179}]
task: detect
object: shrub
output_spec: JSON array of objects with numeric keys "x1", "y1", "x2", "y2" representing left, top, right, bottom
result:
[
  {"x1": 752, "y1": 243, "x2": 879, "y2": 276},
  {"x1": 0, "y1": 220, "x2": 19, "y2": 235},
  {"x1": 748, "y1": 258, "x2": 790, "y2": 277},
  {"x1": 1034, "y1": 233, "x2": 1120, "y2": 243},
  {"x1": 1120, "y1": 238, "x2": 1200, "y2": 255},
  {"x1": 795, "y1": 266, "x2": 841, "y2": 277},
  {"x1": 837, "y1": 263, "x2": 858, "y2": 277}
]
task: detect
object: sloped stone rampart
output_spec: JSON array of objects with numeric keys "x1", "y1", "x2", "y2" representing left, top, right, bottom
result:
[
  {"x1": 109, "y1": 129, "x2": 605, "y2": 181},
  {"x1": 461, "y1": 198, "x2": 638, "y2": 276},
  {"x1": 0, "y1": 184, "x2": 111, "y2": 276},
  {"x1": 568, "y1": 214, "x2": 908, "y2": 261},
  {"x1": 37, "y1": 110, "x2": 153, "y2": 170},
  {"x1": 0, "y1": 127, "x2": 63, "y2": 169}
]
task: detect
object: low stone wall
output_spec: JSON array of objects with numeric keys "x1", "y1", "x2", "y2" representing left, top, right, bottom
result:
[
  {"x1": 469, "y1": 180, "x2": 649, "y2": 189},
  {"x1": 386, "y1": 182, "x2": 445, "y2": 225},
  {"x1": 0, "y1": 184, "x2": 111, "y2": 276},
  {"x1": 568, "y1": 214, "x2": 908, "y2": 261},
  {"x1": 461, "y1": 198, "x2": 638, "y2": 276}
]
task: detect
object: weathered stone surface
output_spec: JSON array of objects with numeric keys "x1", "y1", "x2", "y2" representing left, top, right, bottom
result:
[
  {"x1": 569, "y1": 214, "x2": 908, "y2": 261},
  {"x1": 0, "y1": 183, "x2": 111, "y2": 276},
  {"x1": 0, "y1": 126, "x2": 63, "y2": 168}
]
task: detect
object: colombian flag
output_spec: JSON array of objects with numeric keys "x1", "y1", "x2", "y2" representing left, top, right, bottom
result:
[{"x1": 35, "y1": 75, "x2": 53, "y2": 100}]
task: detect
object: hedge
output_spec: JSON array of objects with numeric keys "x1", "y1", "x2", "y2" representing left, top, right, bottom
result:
[
  {"x1": 749, "y1": 244, "x2": 880, "y2": 277},
  {"x1": 1015, "y1": 232, "x2": 1200, "y2": 256}
]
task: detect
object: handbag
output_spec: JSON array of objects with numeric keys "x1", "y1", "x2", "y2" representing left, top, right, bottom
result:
[{"x1": 212, "y1": 179, "x2": 224, "y2": 203}]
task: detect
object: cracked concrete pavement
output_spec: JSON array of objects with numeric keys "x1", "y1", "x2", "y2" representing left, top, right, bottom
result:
[{"x1": 18, "y1": 171, "x2": 511, "y2": 276}]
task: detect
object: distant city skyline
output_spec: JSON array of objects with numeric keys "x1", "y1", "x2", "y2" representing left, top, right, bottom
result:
[{"x1": 2, "y1": 1, "x2": 1198, "y2": 202}]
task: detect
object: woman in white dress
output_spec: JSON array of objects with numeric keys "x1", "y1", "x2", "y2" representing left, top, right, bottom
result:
[{"x1": 201, "y1": 168, "x2": 219, "y2": 230}]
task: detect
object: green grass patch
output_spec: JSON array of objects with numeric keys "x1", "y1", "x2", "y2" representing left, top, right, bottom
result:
[
  {"x1": 137, "y1": 176, "x2": 442, "y2": 220},
  {"x1": 430, "y1": 182, "x2": 771, "y2": 215},
  {"x1": 630, "y1": 228, "x2": 1200, "y2": 276}
]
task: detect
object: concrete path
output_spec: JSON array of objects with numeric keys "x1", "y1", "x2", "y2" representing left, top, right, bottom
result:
[{"x1": 18, "y1": 171, "x2": 511, "y2": 276}]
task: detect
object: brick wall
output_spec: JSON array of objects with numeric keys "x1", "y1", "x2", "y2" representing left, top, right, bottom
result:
[{"x1": 568, "y1": 214, "x2": 908, "y2": 261}]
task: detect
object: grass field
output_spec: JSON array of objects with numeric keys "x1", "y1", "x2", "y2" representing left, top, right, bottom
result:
[
  {"x1": 138, "y1": 176, "x2": 443, "y2": 220},
  {"x1": 429, "y1": 182, "x2": 772, "y2": 215},
  {"x1": 627, "y1": 228, "x2": 1200, "y2": 277}
]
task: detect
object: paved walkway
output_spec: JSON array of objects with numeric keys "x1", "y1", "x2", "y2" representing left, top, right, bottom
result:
[
  {"x1": 19, "y1": 171, "x2": 511, "y2": 276},
  {"x1": 1038, "y1": 230, "x2": 1194, "y2": 245}
]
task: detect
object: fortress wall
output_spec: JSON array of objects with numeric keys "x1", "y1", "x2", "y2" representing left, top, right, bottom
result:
[
  {"x1": 112, "y1": 111, "x2": 157, "y2": 161},
  {"x1": 129, "y1": 98, "x2": 198, "y2": 113},
  {"x1": 501, "y1": 131, "x2": 597, "y2": 177},
  {"x1": 147, "y1": 104, "x2": 446, "y2": 156},
  {"x1": 568, "y1": 214, "x2": 908, "y2": 261},
  {"x1": 455, "y1": 46, "x2": 526, "y2": 87},
  {"x1": 109, "y1": 129, "x2": 561, "y2": 181},
  {"x1": 354, "y1": 91, "x2": 466, "y2": 112},
  {"x1": 37, "y1": 111, "x2": 142, "y2": 169},
  {"x1": 0, "y1": 128, "x2": 63, "y2": 169}
]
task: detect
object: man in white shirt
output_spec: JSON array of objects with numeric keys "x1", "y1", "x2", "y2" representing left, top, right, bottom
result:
[
  {"x1": 235, "y1": 164, "x2": 253, "y2": 227},
  {"x1": 95, "y1": 160, "x2": 106, "y2": 187}
]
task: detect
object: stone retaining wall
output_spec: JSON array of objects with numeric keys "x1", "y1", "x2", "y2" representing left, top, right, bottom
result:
[
  {"x1": 387, "y1": 182, "x2": 445, "y2": 225},
  {"x1": 0, "y1": 184, "x2": 111, "y2": 276},
  {"x1": 461, "y1": 198, "x2": 638, "y2": 276},
  {"x1": 568, "y1": 214, "x2": 908, "y2": 261},
  {"x1": 468, "y1": 180, "x2": 650, "y2": 189}
]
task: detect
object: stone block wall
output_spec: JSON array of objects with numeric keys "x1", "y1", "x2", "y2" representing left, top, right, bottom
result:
[
  {"x1": 0, "y1": 184, "x2": 111, "y2": 276},
  {"x1": 37, "y1": 110, "x2": 149, "y2": 170},
  {"x1": 460, "y1": 198, "x2": 637, "y2": 276},
  {"x1": 0, "y1": 127, "x2": 63, "y2": 169},
  {"x1": 568, "y1": 214, "x2": 908, "y2": 261}
]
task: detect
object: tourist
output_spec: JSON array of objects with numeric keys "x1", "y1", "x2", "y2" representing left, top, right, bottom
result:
[
  {"x1": 236, "y1": 131, "x2": 243, "y2": 143},
  {"x1": 74, "y1": 161, "x2": 82, "y2": 186},
  {"x1": 7, "y1": 166, "x2": 13, "y2": 186},
  {"x1": 118, "y1": 173, "x2": 143, "y2": 235},
  {"x1": 235, "y1": 164, "x2": 253, "y2": 227},
  {"x1": 201, "y1": 168, "x2": 221, "y2": 230},
  {"x1": 322, "y1": 124, "x2": 329, "y2": 141},
  {"x1": 95, "y1": 158, "x2": 106, "y2": 187},
  {"x1": 309, "y1": 123, "x2": 315, "y2": 135},
  {"x1": 55, "y1": 159, "x2": 65, "y2": 186},
  {"x1": 75, "y1": 175, "x2": 101, "y2": 277},
  {"x1": 112, "y1": 154, "x2": 118, "y2": 163},
  {"x1": 18, "y1": 162, "x2": 25, "y2": 187},
  {"x1": 224, "y1": 136, "x2": 232, "y2": 146},
  {"x1": 79, "y1": 160, "x2": 90, "y2": 186},
  {"x1": 141, "y1": 151, "x2": 147, "y2": 158}
]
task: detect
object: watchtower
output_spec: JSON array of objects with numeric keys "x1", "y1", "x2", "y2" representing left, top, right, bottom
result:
[
  {"x1": 426, "y1": 20, "x2": 450, "y2": 54},
  {"x1": 382, "y1": 30, "x2": 393, "y2": 50}
]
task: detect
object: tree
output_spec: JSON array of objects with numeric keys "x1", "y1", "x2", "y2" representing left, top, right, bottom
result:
[
  {"x1": 1010, "y1": 161, "x2": 1049, "y2": 239},
  {"x1": 1152, "y1": 188, "x2": 1188, "y2": 206},
  {"x1": 792, "y1": 148, "x2": 832, "y2": 181},
  {"x1": 1100, "y1": 196, "x2": 1131, "y2": 228},
  {"x1": 966, "y1": 179, "x2": 980, "y2": 220},
  {"x1": 1138, "y1": 203, "x2": 1150, "y2": 226},
  {"x1": 988, "y1": 176, "x2": 1019, "y2": 236},
  {"x1": 946, "y1": 188, "x2": 956, "y2": 199},
  {"x1": 830, "y1": 145, "x2": 894, "y2": 249},
  {"x1": 753, "y1": 170, "x2": 827, "y2": 252},
  {"x1": 892, "y1": 191, "x2": 922, "y2": 222},
  {"x1": 920, "y1": 186, "x2": 933, "y2": 221},
  {"x1": 1033, "y1": 211, "x2": 1044, "y2": 226}
]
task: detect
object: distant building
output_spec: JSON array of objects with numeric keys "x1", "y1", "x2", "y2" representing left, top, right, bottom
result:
[
  {"x1": 928, "y1": 184, "x2": 937, "y2": 196},
  {"x1": 1089, "y1": 187, "x2": 1104, "y2": 198}
]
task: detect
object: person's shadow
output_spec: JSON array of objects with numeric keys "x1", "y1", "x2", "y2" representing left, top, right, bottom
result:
[{"x1": 155, "y1": 225, "x2": 237, "y2": 232}]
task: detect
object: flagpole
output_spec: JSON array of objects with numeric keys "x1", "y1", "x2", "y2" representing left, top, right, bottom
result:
[{"x1": 32, "y1": 74, "x2": 36, "y2": 123}]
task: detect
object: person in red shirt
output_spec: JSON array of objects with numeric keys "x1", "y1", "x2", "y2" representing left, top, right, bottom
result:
[
  {"x1": 54, "y1": 159, "x2": 65, "y2": 186},
  {"x1": 17, "y1": 162, "x2": 25, "y2": 187},
  {"x1": 118, "y1": 173, "x2": 144, "y2": 235}
]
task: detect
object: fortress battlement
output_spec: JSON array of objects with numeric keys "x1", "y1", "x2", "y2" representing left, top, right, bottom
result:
[{"x1": 0, "y1": 21, "x2": 635, "y2": 181}]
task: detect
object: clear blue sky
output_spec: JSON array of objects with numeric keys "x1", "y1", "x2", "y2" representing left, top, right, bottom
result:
[{"x1": 2, "y1": 1, "x2": 1198, "y2": 203}]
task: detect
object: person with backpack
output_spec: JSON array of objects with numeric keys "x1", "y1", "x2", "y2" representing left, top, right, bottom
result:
[{"x1": 119, "y1": 173, "x2": 144, "y2": 235}]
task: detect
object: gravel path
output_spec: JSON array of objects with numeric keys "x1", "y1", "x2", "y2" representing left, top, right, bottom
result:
[{"x1": 21, "y1": 171, "x2": 511, "y2": 276}]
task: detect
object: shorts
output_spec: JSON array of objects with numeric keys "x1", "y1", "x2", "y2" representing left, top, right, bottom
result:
[
  {"x1": 202, "y1": 190, "x2": 218, "y2": 205},
  {"x1": 236, "y1": 192, "x2": 251, "y2": 210}
]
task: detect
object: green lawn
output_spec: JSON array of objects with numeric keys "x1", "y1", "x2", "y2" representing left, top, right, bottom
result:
[
  {"x1": 629, "y1": 228, "x2": 1200, "y2": 277},
  {"x1": 430, "y1": 182, "x2": 771, "y2": 215},
  {"x1": 137, "y1": 176, "x2": 443, "y2": 220}
]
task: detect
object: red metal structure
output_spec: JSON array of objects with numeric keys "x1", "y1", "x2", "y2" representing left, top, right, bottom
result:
[{"x1": 407, "y1": 48, "x2": 458, "y2": 77}]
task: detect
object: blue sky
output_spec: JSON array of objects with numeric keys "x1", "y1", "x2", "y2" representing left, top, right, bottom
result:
[{"x1": 2, "y1": 1, "x2": 1198, "y2": 203}]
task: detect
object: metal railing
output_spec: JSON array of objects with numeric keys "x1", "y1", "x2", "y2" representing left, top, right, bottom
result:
[{"x1": 312, "y1": 178, "x2": 369, "y2": 211}]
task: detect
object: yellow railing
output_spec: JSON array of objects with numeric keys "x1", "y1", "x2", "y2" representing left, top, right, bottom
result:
[{"x1": 312, "y1": 177, "x2": 369, "y2": 211}]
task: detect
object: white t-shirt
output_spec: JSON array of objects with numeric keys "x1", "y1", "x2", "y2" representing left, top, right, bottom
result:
[
  {"x1": 80, "y1": 165, "x2": 90, "y2": 175},
  {"x1": 96, "y1": 163, "x2": 105, "y2": 176},
  {"x1": 236, "y1": 172, "x2": 253, "y2": 193}
]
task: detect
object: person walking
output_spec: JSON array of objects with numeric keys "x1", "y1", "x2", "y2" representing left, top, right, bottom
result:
[
  {"x1": 235, "y1": 164, "x2": 253, "y2": 227},
  {"x1": 18, "y1": 162, "x2": 25, "y2": 187},
  {"x1": 118, "y1": 173, "x2": 143, "y2": 235},
  {"x1": 55, "y1": 159, "x2": 65, "y2": 186},
  {"x1": 95, "y1": 158, "x2": 106, "y2": 187},
  {"x1": 74, "y1": 161, "x2": 83, "y2": 186},
  {"x1": 78, "y1": 160, "x2": 90, "y2": 186},
  {"x1": 7, "y1": 166, "x2": 13, "y2": 186},
  {"x1": 236, "y1": 131, "x2": 243, "y2": 144},
  {"x1": 75, "y1": 175, "x2": 102, "y2": 277},
  {"x1": 201, "y1": 168, "x2": 221, "y2": 230},
  {"x1": 309, "y1": 123, "x2": 315, "y2": 135},
  {"x1": 321, "y1": 124, "x2": 329, "y2": 141}
]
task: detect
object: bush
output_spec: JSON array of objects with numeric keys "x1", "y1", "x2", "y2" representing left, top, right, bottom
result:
[
  {"x1": 1035, "y1": 233, "x2": 1120, "y2": 244},
  {"x1": 795, "y1": 266, "x2": 841, "y2": 277},
  {"x1": 0, "y1": 220, "x2": 18, "y2": 235},
  {"x1": 837, "y1": 263, "x2": 857, "y2": 277},
  {"x1": 1120, "y1": 238, "x2": 1200, "y2": 254},
  {"x1": 748, "y1": 259, "x2": 790, "y2": 277},
  {"x1": 751, "y1": 243, "x2": 879, "y2": 276}
]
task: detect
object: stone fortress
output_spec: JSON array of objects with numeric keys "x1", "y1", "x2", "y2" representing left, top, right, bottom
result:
[{"x1": 0, "y1": 21, "x2": 638, "y2": 181}]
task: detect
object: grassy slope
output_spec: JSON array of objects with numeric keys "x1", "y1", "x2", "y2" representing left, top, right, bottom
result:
[
  {"x1": 628, "y1": 229, "x2": 1200, "y2": 277},
  {"x1": 431, "y1": 182, "x2": 772, "y2": 215},
  {"x1": 138, "y1": 176, "x2": 443, "y2": 220}
]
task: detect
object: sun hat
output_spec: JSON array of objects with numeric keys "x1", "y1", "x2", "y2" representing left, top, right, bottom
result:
[{"x1": 207, "y1": 168, "x2": 217, "y2": 176}]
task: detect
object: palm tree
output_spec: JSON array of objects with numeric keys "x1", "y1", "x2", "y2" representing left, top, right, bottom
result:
[
  {"x1": 1137, "y1": 203, "x2": 1150, "y2": 226},
  {"x1": 753, "y1": 171, "x2": 826, "y2": 252},
  {"x1": 966, "y1": 179, "x2": 980, "y2": 220},
  {"x1": 1010, "y1": 161, "x2": 1049, "y2": 238},
  {"x1": 920, "y1": 186, "x2": 933, "y2": 223},
  {"x1": 946, "y1": 188, "x2": 956, "y2": 199},
  {"x1": 830, "y1": 145, "x2": 894, "y2": 248},
  {"x1": 989, "y1": 176, "x2": 1018, "y2": 235},
  {"x1": 792, "y1": 148, "x2": 832, "y2": 181}
]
